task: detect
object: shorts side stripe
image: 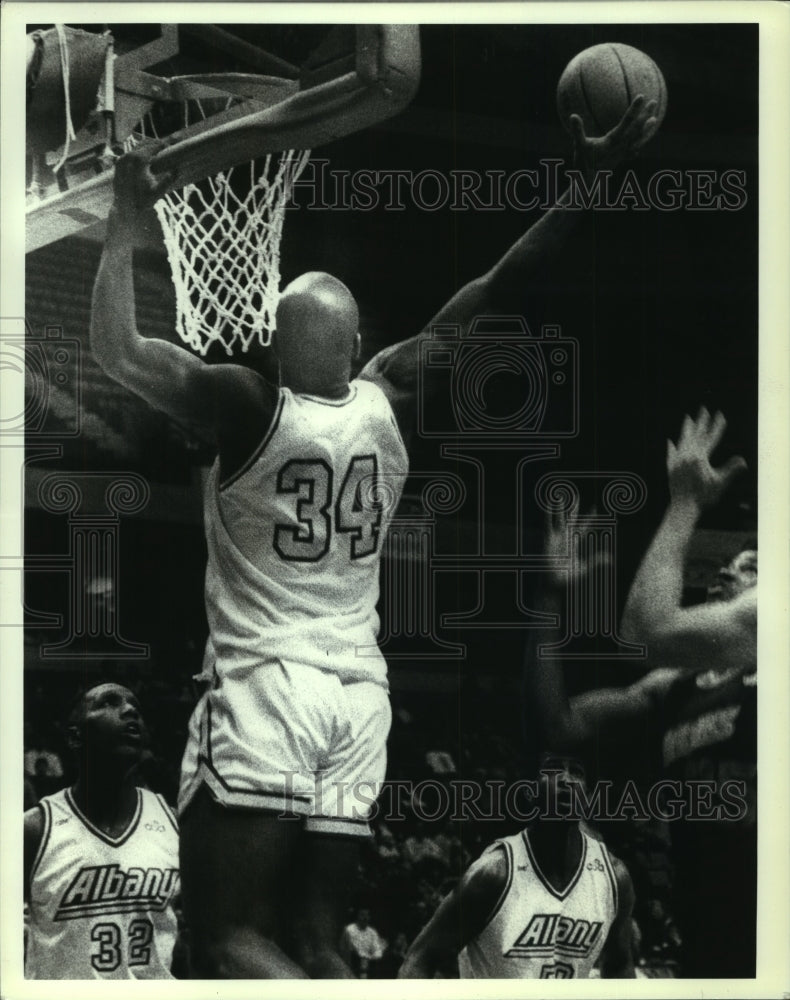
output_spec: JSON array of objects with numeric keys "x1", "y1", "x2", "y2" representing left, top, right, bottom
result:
[
  {"x1": 200, "y1": 763, "x2": 312, "y2": 815},
  {"x1": 305, "y1": 815, "x2": 372, "y2": 837}
]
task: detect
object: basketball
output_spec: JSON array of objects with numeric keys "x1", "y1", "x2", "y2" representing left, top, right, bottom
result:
[{"x1": 557, "y1": 43, "x2": 667, "y2": 138}]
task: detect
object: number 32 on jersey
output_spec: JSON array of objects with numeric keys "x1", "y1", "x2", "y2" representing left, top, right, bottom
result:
[{"x1": 274, "y1": 455, "x2": 383, "y2": 562}]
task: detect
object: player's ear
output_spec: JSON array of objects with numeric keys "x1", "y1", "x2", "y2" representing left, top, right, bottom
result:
[{"x1": 352, "y1": 331, "x2": 362, "y2": 361}]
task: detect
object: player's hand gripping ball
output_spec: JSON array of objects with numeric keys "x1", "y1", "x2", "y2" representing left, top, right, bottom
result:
[{"x1": 557, "y1": 43, "x2": 667, "y2": 143}]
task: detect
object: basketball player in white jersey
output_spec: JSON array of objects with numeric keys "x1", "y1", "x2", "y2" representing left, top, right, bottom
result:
[
  {"x1": 89, "y1": 95, "x2": 658, "y2": 978},
  {"x1": 400, "y1": 754, "x2": 635, "y2": 978},
  {"x1": 24, "y1": 683, "x2": 179, "y2": 979}
]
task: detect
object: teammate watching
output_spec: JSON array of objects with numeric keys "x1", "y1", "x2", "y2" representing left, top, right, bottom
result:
[
  {"x1": 399, "y1": 754, "x2": 635, "y2": 979},
  {"x1": 89, "y1": 97, "x2": 658, "y2": 979},
  {"x1": 24, "y1": 683, "x2": 179, "y2": 979}
]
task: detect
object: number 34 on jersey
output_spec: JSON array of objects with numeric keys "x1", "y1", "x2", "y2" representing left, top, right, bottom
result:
[{"x1": 274, "y1": 454, "x2": 384, "y2": 562}]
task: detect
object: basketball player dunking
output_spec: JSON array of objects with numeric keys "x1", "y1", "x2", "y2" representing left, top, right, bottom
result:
[
  {"x1": 24, "y1": 684, "x2": 180, "y2": 979},
  {"x1": 400, "y1": 754, "x2": 635, "y2": 979},
  {"x1": 89, "y1": 96, "x2": 657, "y2": 978}
]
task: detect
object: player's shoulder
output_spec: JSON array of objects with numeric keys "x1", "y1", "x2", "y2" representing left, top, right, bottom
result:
[
  {"x1": 24, "y1": 802, "x2": 46, "y2": 843},
  {"x1": 356, "y1": 366, "x2": 413, "y2": 447},
  {"x1": 448, "y1": 841, "x2": 512, "y2": 934},
  {"x1": 25, "y1": 786, "x2": 68, "y2": 829},
  {"x1": 24, "y1": 801, "x2": 50, "y2": 887},
  {"x1": 354, "y1": 375, "x2": 408, "y2": 442},
  {"x1": 461, "y1": 841, "x2": 510, "y2": 897},
  {"x1": 202, "y1": 363, "x2": 279, "y2": 421},
  {"x1": 354, "y1": 373, "x2": 389, "y2": 403}
]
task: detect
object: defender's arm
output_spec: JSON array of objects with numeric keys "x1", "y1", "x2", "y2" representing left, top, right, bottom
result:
[
  {"x1": 398, "y1": 845, "x2": 508, "y2": 978},
  {"x1": 621, "y1": 409, "x2": 752, "y2": 669}
]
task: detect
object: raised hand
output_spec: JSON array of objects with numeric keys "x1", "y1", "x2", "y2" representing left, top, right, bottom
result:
[
  {"x1": 667, "y1": 407, "x2": 747, "y2": 509},
  {"x1": 571, "y1": 94, "x2": 659, "y2": 176},
  {"x1": 112, "y1": 145, "x2": 176, "y2": 224},
  {"x1": 543, "y1": 501, "x2": 610, "y2": 590}
]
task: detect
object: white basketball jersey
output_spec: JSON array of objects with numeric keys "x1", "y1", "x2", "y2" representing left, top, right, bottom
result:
[
  {"x1": 201, "y1": 379, "x2": 408, "y2": 686},
  {"x1": 26, "y1": 787, "x2": 179, "y2": 980},
  {"x1": 458, "y1": 829, "x2": 618, "y2": 979}
]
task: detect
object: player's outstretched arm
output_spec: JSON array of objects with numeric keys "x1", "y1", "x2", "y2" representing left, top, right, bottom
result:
[
  {"x1": 523, "y1": 504, "x2": 588, "y2": 751},
  {"x1": 361, "y1": 95, "x2": 658, "y2": 425},
  {"x1": 525, "y1": 503, "x2": 631, "y2": 750},
  {"x1": 525, "y1": 506, "x2": 685, "y2": 751},
  {"x1": 568, "y1": 667, "x2": 683, "y2": 735},
  {"x1": 621, "y1": 408, "x2": 753, "y2": 669},
  {"x1": 599, "y1": 857, "x2": 636, "y2": 978},
  {"x1": 398, "y1": 846, "x2": 507, "y2": 978},
  {"x1": 90, "y1": 149, "x2": 275, "y2": 441},
  {"x1": 450, "y1": 94, "x2": 659, "y2": 315}
]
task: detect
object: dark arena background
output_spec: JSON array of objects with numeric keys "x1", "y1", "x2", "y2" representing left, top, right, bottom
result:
[{"x1": 19, "y1": 19, "x2": 763, "y2": 981}]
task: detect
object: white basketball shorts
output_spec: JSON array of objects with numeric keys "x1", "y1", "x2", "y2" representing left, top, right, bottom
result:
[{"x1": 178, "y1": 659, "x2": 391, "y2": 837}]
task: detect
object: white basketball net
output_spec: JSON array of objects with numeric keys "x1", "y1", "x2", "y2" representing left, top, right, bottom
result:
[{"x1": 153, "y1": 149, "x2": 312, "y2": 356}]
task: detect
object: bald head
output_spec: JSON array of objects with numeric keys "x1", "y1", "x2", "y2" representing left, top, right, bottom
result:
[{"x1": 275, "y1": 272, "x2": 360, "y2": 394}]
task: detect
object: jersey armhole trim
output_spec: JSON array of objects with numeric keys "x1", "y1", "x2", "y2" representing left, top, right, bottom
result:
[
  {"x1": 478, "y1": 841, "x2": 513, "y2": 933},
  {"x1": 219, "y1": 391, "x2": 285, "y2": 492},
  {"x1": 155, "y1": 793, "x2": 179, "y2": 835},
  {"x1": 29, "y1": 800, "x2": 52, "y2": 883},
  {"x1": 296, "y1": 385, "x2": 358, "y2": 407},
  {"x1": 601, "y1": 845, "x2": 619, "y2": 915},
  {"x1": 359, "y1": 376, "x2": 409, "y2": 456},
  {"x1": 388, "y1": 410, "x2": 408, "y2": 460}
]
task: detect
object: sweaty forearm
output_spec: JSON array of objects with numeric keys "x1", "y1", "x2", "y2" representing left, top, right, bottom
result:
[
  {"x1": 484, "y1": 186, "x2": 580, "y2": 307},
  {"x1": 569, "y1": 683, "x2": 649, "y2": 737},
  {"x1": 621, "y1": 496, "x2": 700, "y2": 642},
  {"x1": 524, "y1": 581, "x2": 580, "y2": 750}
]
